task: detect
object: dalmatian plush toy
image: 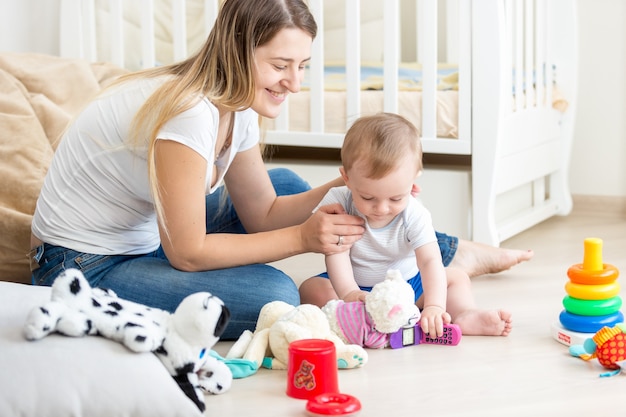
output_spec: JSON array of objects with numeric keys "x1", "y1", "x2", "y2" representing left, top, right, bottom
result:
[{"x1": 23, "y1": 268, "x2": 232, "y2": 412}]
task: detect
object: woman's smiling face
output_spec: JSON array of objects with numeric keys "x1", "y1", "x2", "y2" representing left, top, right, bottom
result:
[{"x1": 252, "y1": 28, "x2": 312, "y2": 119}]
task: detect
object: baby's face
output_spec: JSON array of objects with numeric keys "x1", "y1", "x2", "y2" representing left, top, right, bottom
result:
[{"x1": 345, "y1": 155, "x2": 419, "y2": 228}]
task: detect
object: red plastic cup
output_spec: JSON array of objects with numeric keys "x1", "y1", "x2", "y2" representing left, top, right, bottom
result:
[{"x1": 286, "y1": 339, "x2": 339, "y2": 399}]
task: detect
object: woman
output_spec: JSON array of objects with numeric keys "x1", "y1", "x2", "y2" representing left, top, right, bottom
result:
[{"x1": 30, "y1": 0, "x2": 531, "y2": 340}]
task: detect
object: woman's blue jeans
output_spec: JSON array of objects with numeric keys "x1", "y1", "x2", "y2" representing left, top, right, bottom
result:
[{"x1": 31, "y1": 168, "x2": 458, "y2": 340}]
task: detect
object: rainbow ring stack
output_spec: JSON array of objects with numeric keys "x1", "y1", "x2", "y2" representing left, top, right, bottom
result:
[{"x1": 552, "y1": 238, "x2": 623, "y2": 346}]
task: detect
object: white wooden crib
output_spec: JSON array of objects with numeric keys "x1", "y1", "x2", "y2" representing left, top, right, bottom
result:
[{"x1": 59, "y1": 0, "x2": 578, "y2": 246}]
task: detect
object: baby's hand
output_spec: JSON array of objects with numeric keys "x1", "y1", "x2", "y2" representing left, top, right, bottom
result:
[
  {"x1": 419, "y1": 305, "x2": 451, "y2": 338},
  {"x1": 342, "y1": 290, "x2": 368, "y2": 303}
]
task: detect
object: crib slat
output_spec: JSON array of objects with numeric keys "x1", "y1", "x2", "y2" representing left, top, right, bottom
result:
[
  {"x1": 308, "y1": 0, "x2": 325, "y2": 133},
  {"x1": 535, "y1": 1, "x2": 545, "y2": 107},
  {"x1": 503, "y1": 0, "x2": 513, "y2": 115},
  {"x1": 272, "y1": 0, "x2": 290, "y2": 132},
  {"x1": 514, "y1": 0, "x2": 524, "y2": 111},
  {"x1": 204, "y1": 0, "x2": 218, "y2": 38},
  {"x1": 445, "y1": 0, "x2": 459, "y2": 63},
  {"x1": 272, "y1": 0, "x2": 291, "y2": 132},
  {"x1": 345, "y1": 0, "x2": 361, "y2": 129},
  {"x1": 383, "y1": 0, "x2": 399, "y2": 114},
  {"x1": 524, "y1": 0, "x2": 535, "y2": 108},
  {"x1": 457, "y1": 0, "x2": 471, "y2": 145},
  {"x1": 60, "y1": 0, "x2": 94, "y2": 61},
  {"x1": 140, "y1": 0, "x2": 155, "y2": 69},
  {"x1": 545, "y1": 2, "x2": 554, "y2": 109},
  {"x1": 109, "y1": 0, "x2": 124, "y2": 67},
  {"x1": 416, "y1": 1, "x2": 423, "y2": 62},
  {"x1": 59, "y1": 0, "x2": 81, "y2": 59},
  {"x1": 420, "y1": 0, "x2": 437, "y2": 139},
  {"x1": 84, "y1": 0, "x2": 97, "y2": 62},
  {"x1": 172, "y1": 0, "x2": 187, "y2": 61}
]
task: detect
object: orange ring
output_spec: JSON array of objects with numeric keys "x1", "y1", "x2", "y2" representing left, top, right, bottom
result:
[
  {"x1": 306, "y1": 393, "x2": 362, "y2": 416},
  {"x1": 567, "y1": 263, "x2": 619, "y2": 285},
  {"x1": 565, "y1": 281, "x2": 621, "y2": 300}
]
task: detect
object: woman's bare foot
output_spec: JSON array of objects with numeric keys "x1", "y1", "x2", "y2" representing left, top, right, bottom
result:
[
  {"x1": 450, "y1": 240, "x2": 533, "y2": 278},
  {"x1": 453, "y1": 309, "x2": 513, "y2": 336}
]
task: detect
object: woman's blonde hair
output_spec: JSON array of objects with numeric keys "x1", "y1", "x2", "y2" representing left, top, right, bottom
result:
[
  {"x1": 112, "y1": 0, "x2": 316, "y2": 232},
  {"x1": 341, "y1": 113, "x2": 423, "y2": 179}
]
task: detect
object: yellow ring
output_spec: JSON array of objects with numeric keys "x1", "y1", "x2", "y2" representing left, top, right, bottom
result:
[
  {"x1": 565, "y1": 281, "x2": 621, "y2": 300},
  {"x1": 567, "y1": 263, "x2": 619, "y2": 285}
]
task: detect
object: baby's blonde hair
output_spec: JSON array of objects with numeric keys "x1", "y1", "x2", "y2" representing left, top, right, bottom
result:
[{"x1": 341, "y1": 113, "x2": 423, "y2": 178}]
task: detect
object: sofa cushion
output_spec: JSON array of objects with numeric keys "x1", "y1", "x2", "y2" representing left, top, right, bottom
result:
[
  {"x1": 0, "y1": 53, "x2": 127, "y2": 284},
  {"x1": 0, "y1": 281, "x2": 203, "y2": 417}
]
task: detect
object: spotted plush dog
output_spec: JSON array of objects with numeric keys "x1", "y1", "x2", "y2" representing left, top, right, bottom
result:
[{"x1": 23, "y1": 268, "x2": 232, "y2": 412}]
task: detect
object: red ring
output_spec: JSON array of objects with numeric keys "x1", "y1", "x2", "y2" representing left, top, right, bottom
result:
[
  {"x1": 567, "y1": 263, "x2": 619, "y2": 285},
  {"x1": 306, "y1": 393, "x2": 362, "y2": 416}
]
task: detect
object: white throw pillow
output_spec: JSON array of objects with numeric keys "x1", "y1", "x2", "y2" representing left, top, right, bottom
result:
[{"x1": 0, "y1": 281, "x2": 203, "y2": 417}]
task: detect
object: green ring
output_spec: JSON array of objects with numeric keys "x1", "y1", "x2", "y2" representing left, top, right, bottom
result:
[{"x1": 562, "y1": 295, "x2": 623, "y2": 316}]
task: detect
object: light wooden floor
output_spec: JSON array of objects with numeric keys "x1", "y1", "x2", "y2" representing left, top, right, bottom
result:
[{"x1": 209, "y1": 166, "x2": 626, "y2": 416}]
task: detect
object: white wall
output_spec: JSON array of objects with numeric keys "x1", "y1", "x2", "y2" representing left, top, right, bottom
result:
[
  {"x1": 1, "y1": 0, "x2": 624, "y2": 198},
  {"x1": 570, "y1": 0, "x2": 626, "y2": 197},
  {"x1": 0, "y1": 0, "x2": 59, "y2": 55}
]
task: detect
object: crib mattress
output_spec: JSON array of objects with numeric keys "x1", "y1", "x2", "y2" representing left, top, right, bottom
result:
[
  {"x1": 265, "y1": 62, "x2": 567, "y2": 140},
  {"x1": 267, "y1": 62, "x2": 460, "y2": 138},
  {"x1": 265, "y1": 89, "x2": 460, "y2": 139}
]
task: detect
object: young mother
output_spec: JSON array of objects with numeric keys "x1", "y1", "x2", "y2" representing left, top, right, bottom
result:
[{"x1": 30, "y1": 0, "x2": 531, "y2": 339}]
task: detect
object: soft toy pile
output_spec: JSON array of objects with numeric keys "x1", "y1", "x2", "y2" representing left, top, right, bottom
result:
[
  {"x1": 23, "y1": 268, "x2": 232, "y2": 412},
  {"x1": 226, "y1": 269, "x2": 420, "y2": 373},
  {"x1": 324, "y1": 269, "x2": 421, "y2": 348}
]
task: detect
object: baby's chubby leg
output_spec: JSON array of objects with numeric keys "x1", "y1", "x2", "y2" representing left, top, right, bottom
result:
[
  {"x1": 445, "y1": 267, "x2": 512, "y2": 336},
  {"x1": 299, "y1": 276, "x2": 338, "y2": 308}
]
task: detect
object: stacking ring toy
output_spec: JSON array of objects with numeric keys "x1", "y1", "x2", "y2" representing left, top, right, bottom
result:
[
  {"x1": 559, "y1": 310, "x2": 624, "y2": 333},
  {"x1": 565, "y1": 281, "x2": 620, "y2": 300},
  {"x1": 562, "y1": 295, "x2": 622, "y2": 316},
  {"x1": 567, "y1": 263, "x2": 619, "y2": 285},
  {"x1": 306, "y1": 393, "x2": 362, "y2": 416}
]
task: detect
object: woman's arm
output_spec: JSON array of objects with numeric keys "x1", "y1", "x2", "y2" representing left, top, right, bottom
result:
[
  {"x1": 225, "y1": 145, "x2": 343, "y2": 231},
  {"x1": 225, "y1": 145, "x2": 364, "y2": 245},
  {"x1": 155, "y1": 141, "x2": 363, "y2": 271}
]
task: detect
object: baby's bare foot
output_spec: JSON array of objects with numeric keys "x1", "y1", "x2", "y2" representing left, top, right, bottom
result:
[
  {"x1": 450, "y1": 240, "x2": 533, "y2": 278},
  {"x1": 454, "y1": 309, "x2": 512, "y2": 336}
]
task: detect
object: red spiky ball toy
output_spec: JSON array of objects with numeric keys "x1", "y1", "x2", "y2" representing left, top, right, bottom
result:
[{"x1": 569, "y1": 323, "x2": 626, "y2": 376}]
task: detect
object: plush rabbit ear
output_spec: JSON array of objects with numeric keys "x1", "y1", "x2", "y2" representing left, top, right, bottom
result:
[
  {"x1": 387, "y1": 304, "x2": 404, "y2": 319},
  {"x1": 385, "y1": 269, "x2": 404, "y2": 282}
]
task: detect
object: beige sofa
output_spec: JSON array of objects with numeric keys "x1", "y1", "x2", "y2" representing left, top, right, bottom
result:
[
  {"x1": 0, "y1": 55, "x2": 208, "y2": 415},
  {"x1": 0, "y1": 53, "x2": 127, "y2": 284}
]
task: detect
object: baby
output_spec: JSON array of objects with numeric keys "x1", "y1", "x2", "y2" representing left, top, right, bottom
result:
[{"x1": 302, "y1": 113, "x2": 512, "y2": 338}]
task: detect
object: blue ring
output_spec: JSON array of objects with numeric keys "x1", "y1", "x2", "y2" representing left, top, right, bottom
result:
[{"x1": 559, "y1": 310, "x2": 625, "y2": 333}]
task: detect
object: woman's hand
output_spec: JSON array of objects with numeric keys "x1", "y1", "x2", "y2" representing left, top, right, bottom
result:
[
  {"x1": 299, "y1": 203, "x2": 365, "y2": 255},
  {"x1": 419, "y1": 305, "x2": 452, "y2": 338}
]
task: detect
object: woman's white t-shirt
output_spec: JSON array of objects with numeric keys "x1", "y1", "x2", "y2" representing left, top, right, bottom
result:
[{"x1": 32, "y1": 77, "x2": 259, "y2": 255}]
